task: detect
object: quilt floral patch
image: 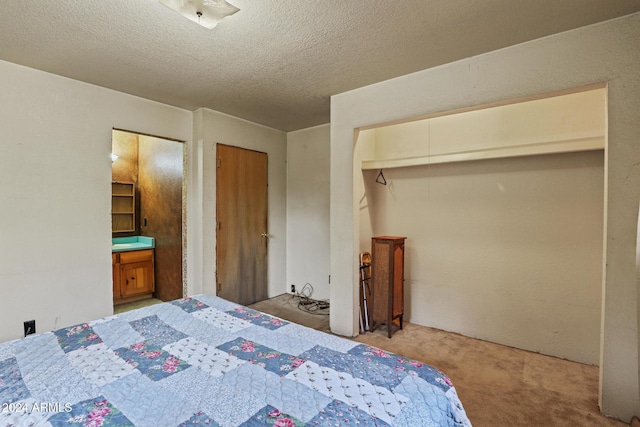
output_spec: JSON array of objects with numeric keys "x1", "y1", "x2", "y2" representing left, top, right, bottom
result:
[
  {"x1": 171, "y1": 296, "x2": 210, "y2": 313},
  {"x1": 242, "y1": 405, "x2": 304, "y2": 427},
  {"x1": 115, "y1": 341, "x2": 190, "y2": 381},
  {"x1": 48, "y1": 396, "x2": 133, "y2": 427},
  {"x1": 0, "y1": 357, "x2": 30, "y2": 404},
  {"x1": 179, "y1": 411, "x2": 220, "y2": 426},
  {"x1": 54, "y1": 323, "x2": 103, "y2": 353},
  {"x1": 226, "y1": 307, "x2": 288, "y2": 330},
  {"x1": 217, "y1": 338, "x2": 304, "y2": 377}
]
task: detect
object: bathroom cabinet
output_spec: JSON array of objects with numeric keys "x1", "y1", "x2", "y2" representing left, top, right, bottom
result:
[{"x1": 113, "y1": 248, "x2": 154, "y2": 305}]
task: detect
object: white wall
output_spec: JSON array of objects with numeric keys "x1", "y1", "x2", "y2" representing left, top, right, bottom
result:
[
  {"x1": 356, "y1": 130, "x2": 377, "y2": 251},
  {"x1": 0, "y1": 59, "x2": 192, "y2": 343},
  {"x1": 368, "y1": 152, "x2": 604, "y2": 364},
  {"x1": 193, "y1": 109, "x2": 287, "y2": 299},
  {"x1": 286, "y1": 125, "x2": 330, "y2": 300},
  {"x1": 331, "y1": 13, "x2": 640, "y2": 420}
]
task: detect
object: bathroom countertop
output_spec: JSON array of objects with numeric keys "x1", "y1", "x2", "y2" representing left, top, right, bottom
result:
[{"x1": 112, "y1": 236, "x2": 155, "y2": 252}]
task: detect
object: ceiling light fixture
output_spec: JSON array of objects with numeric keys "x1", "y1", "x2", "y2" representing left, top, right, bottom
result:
[{"x1": 159, "y1": 0, "x2": 239, "y2": 29}]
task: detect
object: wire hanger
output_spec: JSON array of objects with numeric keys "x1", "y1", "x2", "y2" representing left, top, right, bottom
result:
[{"x1": 376, "y1": 169, "x2": 387, "y2": 185}]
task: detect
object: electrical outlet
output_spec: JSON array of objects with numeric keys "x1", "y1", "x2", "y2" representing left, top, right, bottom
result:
[
  {"x1": 291, "y1": 284, "x2": 296, "y2": 293},
  {"x1": 24, "y1": 320, "x2": 35, "y2": 337}
]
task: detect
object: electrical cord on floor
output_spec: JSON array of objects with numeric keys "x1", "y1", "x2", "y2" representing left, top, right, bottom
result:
[{"x1": 292, "y1": 283, "x2": 330, "y2": 315}]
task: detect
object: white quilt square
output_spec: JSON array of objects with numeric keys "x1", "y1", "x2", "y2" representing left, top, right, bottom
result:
[
  {"x1": 163, "y1": 337, "x2": 244, "y2": 377},
  {"x1": 66, "y1": 342, "x2": 135, "y2": 387},
  {"x1": 285, "y1": 360, "x2": 409, "y2": 425},
  {"x1": 191, "y1": 307, "x2": 251, "y2": 333}
]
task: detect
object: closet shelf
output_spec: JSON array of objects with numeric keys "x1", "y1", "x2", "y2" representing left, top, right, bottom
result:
[{"x1": 361, "y1": 136, "x2": 604, "y2": 170}]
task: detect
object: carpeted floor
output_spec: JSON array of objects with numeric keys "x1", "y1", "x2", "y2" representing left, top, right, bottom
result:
[
  {"x1": 249, "y1": 292, "x2": 331, "y2": 332},
  {"x1": 249, "y1": 294, "x2": 627, "y2": 427}
]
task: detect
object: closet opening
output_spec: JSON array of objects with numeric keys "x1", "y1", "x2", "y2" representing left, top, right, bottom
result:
[{"x1": 355, "y1": 86, "x2": 606, "y2": 366}]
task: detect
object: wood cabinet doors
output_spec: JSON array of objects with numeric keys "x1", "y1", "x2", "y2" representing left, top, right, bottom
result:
[
  {"x1": 120, "y1": 261, "x2": 154, "y2": 297},
  {"x1": 113, "y1": 249, "x2": 155, "y2": 303}
]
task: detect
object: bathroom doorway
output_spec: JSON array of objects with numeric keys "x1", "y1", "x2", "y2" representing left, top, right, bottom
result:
[{"x1": 112, "y1": 129, "x2": 186, "y2": 303}]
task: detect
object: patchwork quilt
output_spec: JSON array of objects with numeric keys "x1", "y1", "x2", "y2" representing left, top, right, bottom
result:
[{"x1": 0, "y1": 294, "x2": 471, "y2": 426}]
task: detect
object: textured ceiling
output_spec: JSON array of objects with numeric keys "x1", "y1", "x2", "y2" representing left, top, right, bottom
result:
[{"x1": 1, "y1": 1, "x2": 639, "y2": 131}]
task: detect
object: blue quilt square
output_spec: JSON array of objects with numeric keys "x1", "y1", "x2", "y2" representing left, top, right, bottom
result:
[
  {"x1": 307, "y1": 400, "x2": 390, "y2": 427},
  {"x1": 299, "y1": 345, "x2": 406, "y2": 389},
  {"x1": 226, "y1": 307, "x2": 289, "y2": 330},
  {"x1": 240, "y1": 405, "x2": 304, "y2": 427},
  {"x1": 393, "y1": 376, "x2": 458, "y2": 427},
  {"x1": 53, "y1": 323, "x2": 103, "y2": 353},
  {"x1": 178, "y1": 411, "x2": 220, "y2": 426},
  {"x1": 100, "y1": 371, "x2": 196, "y2": 427},
  {"x1": 0, "y1": 357, "x2": 30, "y2": 404},
  {"x1": 129, "y1": 315, "x2": 188, "y2": 347},
  {"x1": 220, "y1": 363, "x2": 331, "y2": 423},
  {"x1": 217, "y1": 338, "x2": 304, "y2": 377},
  {"x1": 239, "y1": 325, "x2": 315, "y2": 356},
  {"x1": 194, "y1": 294, "x2": 239, "y2": 312},
  {"x1": 115, "y1": 341, "x2": 190, "y2": 381},
  {"x1": 171, "y1": 296, "x2": 210, "y2": 313},
  {"x1": 92, "y1": 318, "x2": 144, "y2": 350},
  {"x1": 48, "y1": 396, "x2": 134, "y2": 427},
  {"x1": 348, "y1": 344, "x2": 452, "y2": 392}
]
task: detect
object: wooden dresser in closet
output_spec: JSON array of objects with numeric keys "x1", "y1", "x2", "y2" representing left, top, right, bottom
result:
[{"x1": 371, "y1": 236, "x2": 406, "y2": 338}]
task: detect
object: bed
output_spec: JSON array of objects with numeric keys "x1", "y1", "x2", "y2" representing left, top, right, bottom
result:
[{"x1": 0, "y1": 294, "x2": 471, "y2": 426}]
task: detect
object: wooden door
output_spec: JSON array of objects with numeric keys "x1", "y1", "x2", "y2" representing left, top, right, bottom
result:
[
  {"x1": 216, "y1": 144, "x2": 268, "y2": 305},
  {"x1": 138, "y1": 136, "x2": 184, "y2": 301}
]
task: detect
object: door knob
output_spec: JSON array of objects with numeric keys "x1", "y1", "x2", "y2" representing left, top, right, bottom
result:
[{"x1": 261, "y1": 233, "x2": 268, "y2": 238}]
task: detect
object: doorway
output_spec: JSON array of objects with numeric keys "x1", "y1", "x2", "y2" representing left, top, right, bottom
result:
[
  {"x1": 216, "y1": 144, "x2": 268, "y2": 305},
  {"x1": 112, "y1": 129, "x2": 186, "y2": 303}
]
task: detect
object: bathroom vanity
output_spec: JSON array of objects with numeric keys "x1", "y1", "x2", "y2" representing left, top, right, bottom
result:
[{"x1": 112, "y1": 236, "x2": 155, "y2": 305}]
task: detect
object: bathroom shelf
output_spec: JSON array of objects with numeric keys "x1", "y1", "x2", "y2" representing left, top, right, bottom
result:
[{"x1": 112, "y1": 181, "x2": 135, "y2": 233}]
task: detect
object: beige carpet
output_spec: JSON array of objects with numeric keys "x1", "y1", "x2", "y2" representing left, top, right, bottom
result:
[
  {"x1": 250, "y1": 294, "x2": 626, "y2": 427},
  {"x1": 249, "y1": 293, "x2": 331, "y2": 332}
]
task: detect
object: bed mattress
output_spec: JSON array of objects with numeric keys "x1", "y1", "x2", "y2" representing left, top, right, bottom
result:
[{"x1": 0, "y1": 294, "x2": 471, "y2": 426}]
